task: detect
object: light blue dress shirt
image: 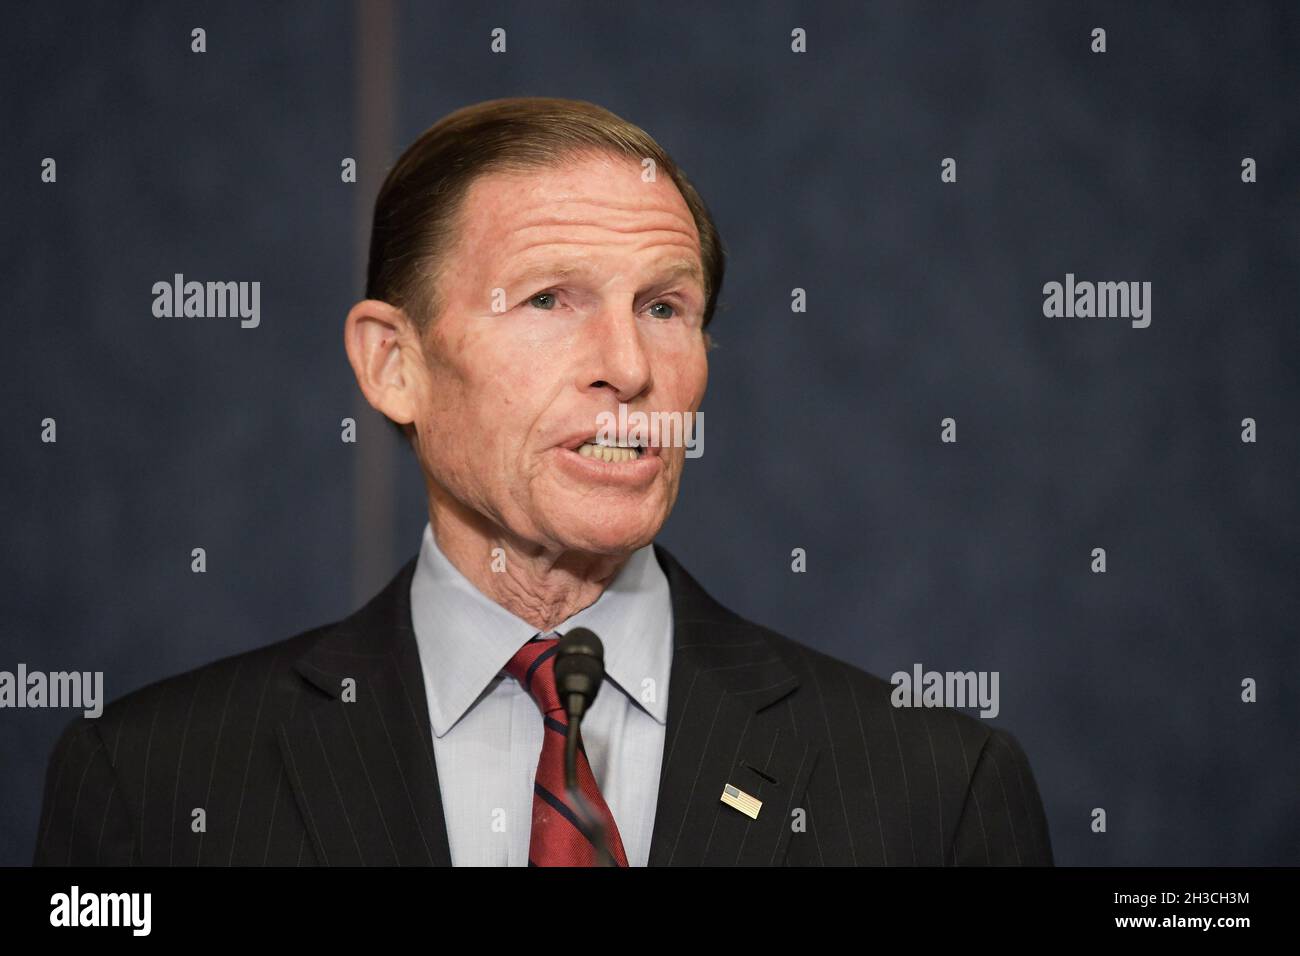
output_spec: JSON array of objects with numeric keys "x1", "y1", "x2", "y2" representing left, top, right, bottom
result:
[{"x1": 408, "y1": 522, "x2": 673, "y2": 866}]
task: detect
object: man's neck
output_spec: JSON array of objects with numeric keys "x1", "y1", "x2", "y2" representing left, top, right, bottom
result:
[{"x1": 426, "y1": 504, "x2": 632, "y2": 633}]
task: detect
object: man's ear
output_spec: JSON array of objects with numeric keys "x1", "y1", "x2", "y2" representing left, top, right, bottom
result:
[{"x1": 343, "y1": 298, "x2": 425, "y2": 427}]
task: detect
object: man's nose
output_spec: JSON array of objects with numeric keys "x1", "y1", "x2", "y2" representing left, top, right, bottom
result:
[{"x1": 581, "y1": 304, "x2": 653, "y2": 401}]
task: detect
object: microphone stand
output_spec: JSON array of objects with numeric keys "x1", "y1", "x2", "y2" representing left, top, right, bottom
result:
[
  {"x1": 555, "y1": 627, "x2": 615, "y2": 867},
  {"x1": 563, "y1": 714, "x2": 613, "y2": 867}
]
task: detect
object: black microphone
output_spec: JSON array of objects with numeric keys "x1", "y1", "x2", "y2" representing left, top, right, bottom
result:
[{"x1": 554, "y1": 627, "x2": 613, "y2": 866}]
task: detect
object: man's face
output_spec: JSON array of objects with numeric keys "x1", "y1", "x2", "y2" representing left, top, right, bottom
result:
[{"x1": 409, "y1": 151, "x2": 709, "y2": 557}]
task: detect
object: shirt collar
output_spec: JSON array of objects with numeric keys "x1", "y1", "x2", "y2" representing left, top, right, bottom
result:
[{"x1": 409, "y1": 522, "x2": 673, "y2": 738}]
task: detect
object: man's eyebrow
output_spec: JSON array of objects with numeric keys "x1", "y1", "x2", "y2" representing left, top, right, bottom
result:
[
  {"x1": 503, "y1": 258, "x2": 704, "y2": 289},
  {"x1": 647, "y1": 258, "x2": 705, "y2": 289},
  {"x1": 503, "y1": 261, "x2": 592, "y2": 286}
]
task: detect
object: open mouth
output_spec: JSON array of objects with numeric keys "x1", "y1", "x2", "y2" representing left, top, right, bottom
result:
[{"x1": 573, "y1": 437, "x2": 647, "y2": 463}]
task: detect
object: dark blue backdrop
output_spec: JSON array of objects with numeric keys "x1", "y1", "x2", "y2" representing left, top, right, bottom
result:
[{"x1": 3, "y1": 0, "x2": 1297, "y2": 866}]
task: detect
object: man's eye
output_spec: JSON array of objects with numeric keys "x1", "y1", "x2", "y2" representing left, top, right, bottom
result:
[
  {"x1": 527, "y1": 292, "x2": 558, "y2": 310},
  {"x1": 648, "y1": 301, "x2": 677, "y2": 319}
]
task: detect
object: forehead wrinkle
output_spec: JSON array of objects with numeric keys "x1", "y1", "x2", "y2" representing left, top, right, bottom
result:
[
  {"x1": 500, "y1": 242, "x2": 704, "y2": 292},
  {"x1": 503, "y1": 207, "x2": 698, "y2": 240},
  {"x1": 472, "y1": 182, "x2": 701, "y2": 260},
  {"x1": 507, "y1": 222, "x2": 698, "y2": 244},
  {"x1": 504, "y1": 189, "x2": 697, "y2": 224},
  {"x1": 499, "y1": 225, "x2": 700, "y2": 270},
  {"x1": 499, "y1": 178, "x2": 689, "y2": 209},
  {"x1": 499, "y1": 226, "x2": 700, "y2": 268}
]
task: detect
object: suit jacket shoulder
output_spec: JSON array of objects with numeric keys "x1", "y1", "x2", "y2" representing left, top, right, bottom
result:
[
  {"x1": 32, "y1": 565, "x2": 415, "y2": 867},
  {"x1": 650, "y1": 544, "x2": 1054, "y2": 866}
]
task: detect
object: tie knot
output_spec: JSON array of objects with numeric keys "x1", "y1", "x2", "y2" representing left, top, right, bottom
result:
[{"x1": 504, "y1": 633, "x2": 563, "y2": 716}]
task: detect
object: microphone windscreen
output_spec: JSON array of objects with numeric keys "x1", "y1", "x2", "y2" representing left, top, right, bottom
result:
[{"x1": 555, "y1": 628, "x2": 605, "y2": 705}]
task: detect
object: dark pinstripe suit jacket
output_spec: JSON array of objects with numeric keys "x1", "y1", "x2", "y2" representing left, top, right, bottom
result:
[{"x1": 34, "y1": 544, "x2": 1053, "y2": 866}]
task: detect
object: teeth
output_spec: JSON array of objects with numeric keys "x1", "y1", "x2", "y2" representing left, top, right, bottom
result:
[{"x1": 577, "y1": 442, "x2": 642, "y2": 463}]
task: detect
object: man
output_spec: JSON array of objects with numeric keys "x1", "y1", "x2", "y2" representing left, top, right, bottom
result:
[{"x1": 34, "y1": 97, "x2": 1052, "y2": 866}]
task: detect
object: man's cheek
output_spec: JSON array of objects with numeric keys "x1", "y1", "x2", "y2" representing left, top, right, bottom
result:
[
  {"x1": 660, "y1": 363, "x2": 706, "y2": 410},
  {"x1": 422, "y1": 415, "x2": 481, "y2": 476}
]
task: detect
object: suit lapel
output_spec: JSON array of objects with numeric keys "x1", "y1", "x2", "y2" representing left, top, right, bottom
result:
[
  {"x1": 646, "y1": 545, "x2": 820, "y2": 866},
  {"x1": 278, "y1": 544, "x2": 819, "y2": 867},
  {"x1": 277, "y1": 558, "x2": 453, "y2": 866}
]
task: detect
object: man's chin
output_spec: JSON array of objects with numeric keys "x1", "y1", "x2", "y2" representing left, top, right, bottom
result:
[{"x1": 545, "y1": 513, "x2": 662, "y2": 557}]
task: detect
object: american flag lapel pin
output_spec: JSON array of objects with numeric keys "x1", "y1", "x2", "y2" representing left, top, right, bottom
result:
[{"x1": 720, "y1": 782, "x2": 762, "y2": 820}]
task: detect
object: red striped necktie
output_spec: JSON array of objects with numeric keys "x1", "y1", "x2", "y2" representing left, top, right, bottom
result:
[{"x1": 504, "y1": 632, "x2": 629, "y2": 867}]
